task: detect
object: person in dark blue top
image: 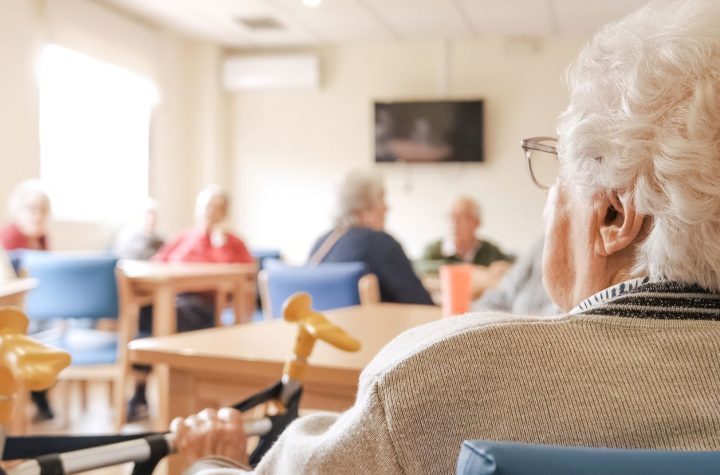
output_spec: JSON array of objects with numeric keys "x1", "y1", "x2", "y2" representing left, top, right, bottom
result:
[{"x1": 308, "y1": 170, "x2": 433, "y2": 305}]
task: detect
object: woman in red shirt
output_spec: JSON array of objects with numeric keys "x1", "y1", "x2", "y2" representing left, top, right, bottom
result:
[
  {"x1": 0, "y1": 180, "x2": 54, "y2": 422},
  {"x1": 152, "y1": 185, "x2": 252, "y2": 264},
  {"x1": 129, "y1": 185, "x2": 254, "y2": 420}
]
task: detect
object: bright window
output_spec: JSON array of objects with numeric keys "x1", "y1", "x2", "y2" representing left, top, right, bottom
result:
[{"x1": 37, "y1": 44, "x2": 158, "y2": 222}]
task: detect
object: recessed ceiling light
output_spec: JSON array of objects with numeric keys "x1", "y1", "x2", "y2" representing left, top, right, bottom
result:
[{"x1": 303, "y1": 0, "x2": 322, "y2": 7}]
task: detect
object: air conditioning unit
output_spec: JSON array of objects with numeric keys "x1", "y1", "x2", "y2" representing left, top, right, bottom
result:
[{"x1": 223, "y1": 54, "x2": 320, "y2": 91}]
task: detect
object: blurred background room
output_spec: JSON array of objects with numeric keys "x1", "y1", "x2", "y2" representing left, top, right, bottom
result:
[{"x1": 0, "y1": 0, "x2": 647, "y2": 463}]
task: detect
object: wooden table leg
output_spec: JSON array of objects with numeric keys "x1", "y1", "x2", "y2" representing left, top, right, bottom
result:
[
  {"x1": 152, "y1": 286, "x2": 176, "y2": 432},
  {"x1": 153, "y1": 286, "x2": 177, "y2": 336},
  {"x1": 232, "y1": 279, "x2": 245, "y2": 324},
  {"x1": 233, "y1": 276, "x2": 257, "y2": 324},
  {"x1": 165, "y1": 369, "x2": 195, "y2": 475}
]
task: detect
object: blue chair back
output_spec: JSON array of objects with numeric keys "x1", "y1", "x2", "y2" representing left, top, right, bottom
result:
[
  {"x1": 457, "y1": 440, "x2": 720, "y2": 475},
  {"x1": 263, "y1": 259, "x2": 368, "y2": 318},
  {"x1": 22, "y1": 251, "x2": 119, "y2": 321},
  {"x1": 251, "y1": 248, "x2": 282, "y2": 270}
]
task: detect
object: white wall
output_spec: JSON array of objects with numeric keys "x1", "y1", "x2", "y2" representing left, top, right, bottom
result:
[
  {"x1": 0, "y1": 0, "x2": 41, "y2": 214},
  {"x1": 230, "y1": 38, "x2": 585, "y2": 262},
  {"x1": 0, "y1": 0, "x2": 231, "y2": 251}
]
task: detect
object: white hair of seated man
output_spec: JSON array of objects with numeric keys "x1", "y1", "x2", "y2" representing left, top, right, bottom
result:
[{"x1": 558, "y1": 0, "x2": 720, "y2": 292}]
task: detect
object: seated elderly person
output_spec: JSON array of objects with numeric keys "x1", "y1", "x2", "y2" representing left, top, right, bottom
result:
[
  {"x1": 0, "y1": 180, "x2": 55, "y2": 422},
  {"x1": 153, "y1": 185, "x2": 251, "y2": 264},
  {"x1": 474, "y1": 237, "x2": 558, "y2": 315},
  {"x1": 173, "y1": 1, "x2": 720, "y2": 472},
  {"x1": 420, "y1": 196, "x2": 513, "y2": 275},
  {"x1": 113, "y1": 198, "x2": 164, "y2": 260},
  {"x1": 307, "y1": 170, "x2": 433, "y2": 305},
  {"x1": 0, "y1": 180, "x2": 51, "y2": 252},
  {"x1": 128, "y1": 185, "x2": 253, "y2": 420}
]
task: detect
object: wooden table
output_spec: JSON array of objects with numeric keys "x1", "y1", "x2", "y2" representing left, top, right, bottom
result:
[
  {"x1": 0, "y1": 278, "x2": 37, "y2": 307},
  {"x1": 116, "y1": 261, "x2": 259, "y2": 430},
  {"x1": 129, "y1": 303, "x2": 441, "y2": 431},
  {"x1": 117, "y1": 260, "x2": 259, "y2": 335}
]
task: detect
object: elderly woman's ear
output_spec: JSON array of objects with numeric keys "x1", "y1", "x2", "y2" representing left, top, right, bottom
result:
[{"x1": 594, "y1": 191, "x2": 646, "y2": 257}]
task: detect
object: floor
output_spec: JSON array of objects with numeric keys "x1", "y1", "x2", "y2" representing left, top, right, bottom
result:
[{"x1": 13, "y1": 380, "x2": 161, "y2": 475}]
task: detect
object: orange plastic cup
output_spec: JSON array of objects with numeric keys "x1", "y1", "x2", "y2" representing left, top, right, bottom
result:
[{"x1": 440, "y1": 264, "x2": 473, "y2": 317}]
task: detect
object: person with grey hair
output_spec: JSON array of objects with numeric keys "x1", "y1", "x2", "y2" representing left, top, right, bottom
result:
[
  {"x1": 474, "y1": 237, "x2": 558, "y2": 315},
  {"x1": 420, "y1": 196, "x2": 513, "y2": 275},
  {"x1": 172, "y1": 1, "x2": 720, "y2": 472},
  {"x1": 307, "y1": 170, "x2": 432, "y2": 305},
  {"x1": 112, "y1": 198, "x2": 164, "y2": 260},
  {"x1": 0, "y1": 179, "x2": 55, "y2": 422}
]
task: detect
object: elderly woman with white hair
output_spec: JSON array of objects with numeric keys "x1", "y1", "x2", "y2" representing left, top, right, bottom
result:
[
  {"x1": 172, "y1": 1, "x2": 720, "y2": 473},
  {"x1": 307, "y1": 170, "x2": 433, "y2": 305},
  {"x1": 127, "y1": 185, "x2": 254, "y2": 420},
  {"x1": 153, "y1": 185, "x2": 252, "y2": 263},
  {"x1": 0, "y1": 180, "x2": 55, "y2": 422},
  {"x1": 0, "y1": 179, "x2": 51, "y2": 251}
]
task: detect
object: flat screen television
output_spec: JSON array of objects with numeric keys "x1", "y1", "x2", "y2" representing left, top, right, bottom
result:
[{"x1": 374, "y1": 99, "x2": 484, "y2": 163}]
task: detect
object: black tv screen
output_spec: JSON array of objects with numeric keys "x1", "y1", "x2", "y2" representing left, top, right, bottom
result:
[{"x1": 374, "y1": 100, "x2": 484, "y2": 163}]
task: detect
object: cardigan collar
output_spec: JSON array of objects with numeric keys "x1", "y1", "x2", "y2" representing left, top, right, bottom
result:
[{"x1": 570, "y1": 278, "x2": 720, "y2": 321}]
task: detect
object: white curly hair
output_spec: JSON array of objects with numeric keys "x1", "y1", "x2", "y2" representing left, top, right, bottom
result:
[
  {"x1": 558, "y1": 0, "x2": 720, "y2": 291},
  {"x1": 9, "y1": 179, "x2": 50, "y2": 220},
  {"x1": 194, "y1": 184, "x2": 229, "y2": 223}
]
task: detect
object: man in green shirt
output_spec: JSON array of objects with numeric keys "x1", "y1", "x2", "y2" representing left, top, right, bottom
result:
[{"x1": 419, "y1": 197, "x2": 513, "y2": 275}]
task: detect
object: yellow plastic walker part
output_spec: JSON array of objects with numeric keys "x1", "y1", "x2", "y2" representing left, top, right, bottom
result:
[
  {"x1": 281, "y1": 293, "x2": 361, "y2": 381},
  {"x1": 0, "y1": 307, "x2": 71, "y2": 425}
]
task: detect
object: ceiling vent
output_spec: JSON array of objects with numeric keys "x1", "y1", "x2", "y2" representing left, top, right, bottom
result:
[{"x1": 236, "y1": 16, "x2": 285, "y2": 31}]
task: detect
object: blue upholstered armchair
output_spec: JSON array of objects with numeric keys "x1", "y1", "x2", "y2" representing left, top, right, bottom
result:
[
  {"x1": 258, "y1": 259, "x2": 379, "y2": 319},
  {"x1": 457, "y1": 440, "x2": 720, "y2": 475},
  {"x1": 20, "y1": 250, "x2": 128, "y2": 427}
]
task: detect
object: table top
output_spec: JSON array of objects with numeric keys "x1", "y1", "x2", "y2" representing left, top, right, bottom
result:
[
  {"x1": 119, "y1": 260, "x2": 258, "y2": 283},
  {"x1": 0, "y1": 278, "x2": 37, "y2": 299},
  {"x1": 129, "y1": 303, "x2": 441, "y2": 373}
]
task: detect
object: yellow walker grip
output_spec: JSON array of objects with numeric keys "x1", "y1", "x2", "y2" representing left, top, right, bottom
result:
[
  {"x1": 281, "y1": 293, "x2": 361, "y2": 382},
  {"x1": 0, "y1": 307, "x2": 71, "y2": 426}
]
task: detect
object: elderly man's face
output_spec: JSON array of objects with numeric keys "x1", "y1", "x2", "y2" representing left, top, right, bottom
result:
[{"x1": 451, "y1": 202, "x2": 479, "y2": 246}]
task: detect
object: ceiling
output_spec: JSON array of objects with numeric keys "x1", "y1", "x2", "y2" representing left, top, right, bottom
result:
[{"x1": 100, "y1": 0, "x2": 648, "y2": 48}]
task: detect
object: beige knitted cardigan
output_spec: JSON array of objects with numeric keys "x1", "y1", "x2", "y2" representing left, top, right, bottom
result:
[{"x1": 197, "y1": 290, "x2": 720, "y2": 474}]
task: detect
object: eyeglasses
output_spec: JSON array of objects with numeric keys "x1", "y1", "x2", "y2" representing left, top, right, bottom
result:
[{"x1": 522, "y1": 136, "x2": 559, "y2": 190}]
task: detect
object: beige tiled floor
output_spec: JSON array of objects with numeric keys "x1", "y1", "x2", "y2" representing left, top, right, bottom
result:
[
  {"x1": 30, "y1": 380, "x2": 154, "y2": 435},
  {"x1": 17, "y1": 380, "x2": 159, "y2": 475}
]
